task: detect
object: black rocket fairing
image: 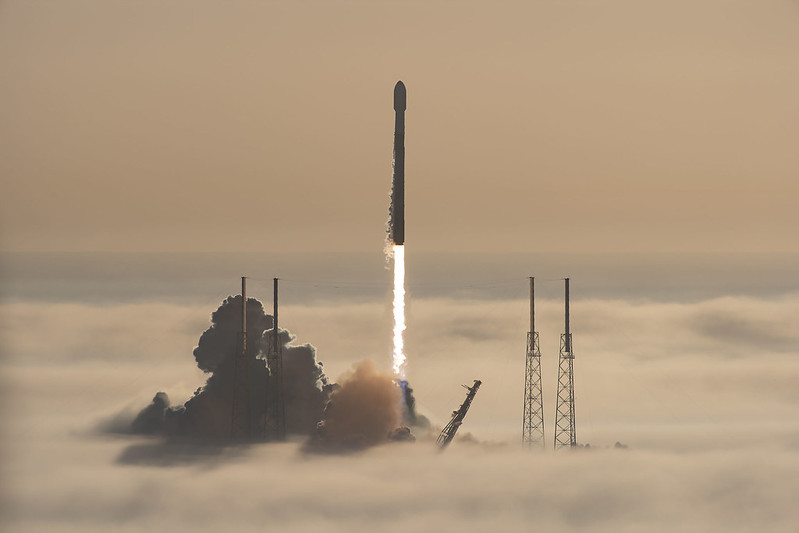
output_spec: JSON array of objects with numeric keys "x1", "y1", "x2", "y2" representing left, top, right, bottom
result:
[{"x1": 390, "y1": 81, "x2": 406, "y2": 246}]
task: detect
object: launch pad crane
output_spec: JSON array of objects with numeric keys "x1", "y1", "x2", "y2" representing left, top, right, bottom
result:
[{"x1": 436, "y1": 380, "x2": 482, "y2": 450}]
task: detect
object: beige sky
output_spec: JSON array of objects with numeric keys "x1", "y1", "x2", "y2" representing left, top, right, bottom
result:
[{"x1": 1, "y1": 0, "x2": 797, "y2": 253}]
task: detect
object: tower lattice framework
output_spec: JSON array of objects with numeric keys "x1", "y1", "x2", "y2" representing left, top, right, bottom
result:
[
  {"x1": 553, "y1": 278, "x2": 576, "y2": 449},
  {"x1": 522, "y1": 277, "x2": 545, "y2": 448}
]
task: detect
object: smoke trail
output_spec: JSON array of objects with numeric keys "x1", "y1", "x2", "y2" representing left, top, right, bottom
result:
[{"x1": 392, "y1": 244, "x2": 406, "y2": 378}]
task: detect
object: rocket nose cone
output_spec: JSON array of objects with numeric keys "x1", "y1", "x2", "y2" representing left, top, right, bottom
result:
[{"x1": 394, "y1": 81, "x2": 406, "y2": 111}]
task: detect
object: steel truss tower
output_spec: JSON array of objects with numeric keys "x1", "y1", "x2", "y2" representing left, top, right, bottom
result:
[
  {"x1": 554, "y1": 278, "x2": 576, "y2": 449},
  {"x1": 264, "y1": 277, "x2": 287, "y2": 441},
  {"x1": 231, "y1": 277, "x2": 252, "y2": 440},
  {"x1": 522, "y1": 277, "x2": 545, "y2": 449}
]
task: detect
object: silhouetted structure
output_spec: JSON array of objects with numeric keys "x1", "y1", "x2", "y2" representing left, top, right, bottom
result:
[
  {"x1": 231, "y1": 277, "x2": 252, "y2": 439},
  {"x1": 265, "y1": 277, "x2": 287, "y2": 441},
  {"x1": 436, "y1": 380, "x2": 481, "y2": 450},
  {"x1": 554, "y1": 278, "x2": 576, "y2": 449},
  {"x1": 522, "y1": 277, "x2": 545, "y2": 449},
  {"x1": 389, "y1": 80, "x2": 406, "y2": 245}
]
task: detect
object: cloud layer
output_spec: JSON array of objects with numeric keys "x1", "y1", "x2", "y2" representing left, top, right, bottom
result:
[
  {"x1": 4, "y1": 439, "x2": 799, "y2": 533},
  {"x1": 2, "y1": 292, "x2": 799, "y2": 531}
]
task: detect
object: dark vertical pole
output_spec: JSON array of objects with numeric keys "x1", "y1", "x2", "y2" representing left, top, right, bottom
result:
[
  {"x1": 230, "y1": 276, "x2": 251, "y2": 439},
  {"x1": 564, "y1": 278, "x2": 570, "y2": 352},
  {"x1": 241, "y1": 277, "x2": 247, "y2": 350},
  {"x1": 242, "y1": 276, "x2": 251, "y2": 436},
  {"x1": 273, "y1": 278, "x2": 278, "y2": 352},
  {"x1": 529, "y1": 276, "x2": 535, "y2": 333},
  {"x1": 273, "y1": 277, "x2": 285, "y2": 440}
]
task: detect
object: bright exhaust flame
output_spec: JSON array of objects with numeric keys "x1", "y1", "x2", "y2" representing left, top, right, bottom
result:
[{"x1": 392, "y1": 244, "x2": 406, "y2": 378}]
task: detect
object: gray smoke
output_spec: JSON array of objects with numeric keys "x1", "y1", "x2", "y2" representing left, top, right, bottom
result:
[
  {"x1": 130, "y1": 392, "x2": 170, "y2": 435},
  {"x1": 124, "y1": 295, "x2": 333, "y2": 441}
]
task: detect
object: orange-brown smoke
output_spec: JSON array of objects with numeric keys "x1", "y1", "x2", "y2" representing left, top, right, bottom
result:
[{"x1": 313, "y1": 360, "x2": 401, "y2": 451}]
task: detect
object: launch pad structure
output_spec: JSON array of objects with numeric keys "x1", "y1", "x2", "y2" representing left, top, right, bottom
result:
[
  {"x1": 553, "y1": 278, "x2": 577, "y2": 449},
  {"x1": 436, "y1": 380, "x2": 482, "y2": 450},
  {"x1": 522, "y1": 277, "x2": 545, "y2": 449}
]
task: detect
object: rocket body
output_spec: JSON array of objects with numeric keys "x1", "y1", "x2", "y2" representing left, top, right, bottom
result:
[{"x1": 390, "y1": 81, "x2": 406, "y2": 245}]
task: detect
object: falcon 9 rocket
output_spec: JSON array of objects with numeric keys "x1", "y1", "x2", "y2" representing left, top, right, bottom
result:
[{"x1": 390, "y1": 81, "x2": 406, "y2": 245}]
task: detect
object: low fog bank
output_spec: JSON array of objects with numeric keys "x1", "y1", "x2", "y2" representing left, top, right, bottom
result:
[
  {"x1": 2, "y1": 293, "x2": 798, "y2": 449},
  {"x1": 3, "y1": 291, "x2": 799, "y2": 531},
  {"x1": 3, "y1": 437, "x2": 799, "y2": 533}
]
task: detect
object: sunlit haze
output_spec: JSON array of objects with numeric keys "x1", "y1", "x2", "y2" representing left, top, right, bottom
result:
[
  {"x1": 2, "y1": 1, "x2": 799, "y2": 532},
  {"x1": 2, "y1": 0, "x2": 798, "y2": 253}
]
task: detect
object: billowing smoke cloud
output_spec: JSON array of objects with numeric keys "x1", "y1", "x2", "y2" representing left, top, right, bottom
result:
[
  {"x1": 309, "y1": 360, "x2": 414, "y2": 451},
  {"x1": 192, "y1": 296, "x2": 273, "y2": 373},
  {"x1": 123, "y1": 295, "x2": 333, "y2": 441}
]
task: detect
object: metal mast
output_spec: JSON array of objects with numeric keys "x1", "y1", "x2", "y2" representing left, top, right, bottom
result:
[
  {"x1": 522, "y1": 277, "x2": 545, "y2": 449},
  {"x1": 231, "y1": 277, "x2": 251, "y2": 440},
  {"x1": 265, "y1": 277, "x2": 287, "y2": 441},
  {"x1": 554, "y1": 278, "x2": 576, "y2": 449},
  {"x1": 436, "y1": 380, "x2": 482, "y2": 450}
]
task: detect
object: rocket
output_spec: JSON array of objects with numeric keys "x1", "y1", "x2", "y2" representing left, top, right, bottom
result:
[{"x1": 390, "y1": 81, "x2": 406, "y2": 246}]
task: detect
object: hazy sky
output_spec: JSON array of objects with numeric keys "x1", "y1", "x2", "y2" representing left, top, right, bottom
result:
[
  {"x1": 2, "y1": 4, "x2": 799, "y2": 531},
  {"x1": 2, "y1": 0, "x2": 798, "y2": 253}
]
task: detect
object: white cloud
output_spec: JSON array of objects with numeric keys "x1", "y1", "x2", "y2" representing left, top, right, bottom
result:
[
  {"x1": 3, "y1": 439, "x2": 799, "y2": 533},
  {"x1": 2, "y1": 294, "x2": 799, "y2": 532}
]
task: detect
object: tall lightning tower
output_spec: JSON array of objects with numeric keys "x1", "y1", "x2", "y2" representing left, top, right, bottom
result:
[
  {"x1": 554, "y1": 278, "x2": 576, "y2": 449},
  {"x1": 231, "y1": 277, "x2": 251, "y2": 440},
  {"x1": 522, "y1": 277, "x2": 545, "y2": 449},
  {"x1": 265, "y1": 277, "x2": 287, "y2": 441}
]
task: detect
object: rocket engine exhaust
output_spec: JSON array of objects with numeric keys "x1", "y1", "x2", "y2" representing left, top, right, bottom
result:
[{"x1": 392, "y1": 244, "x2": 406, "y2": 377}]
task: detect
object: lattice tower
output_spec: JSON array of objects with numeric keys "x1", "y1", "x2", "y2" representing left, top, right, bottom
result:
[
  {"x1": 553, "y1": 278, "x2": 576, "y2": 449},
  {"x1": 522, "y1": 277, "x2": 545, "y2": 449}
]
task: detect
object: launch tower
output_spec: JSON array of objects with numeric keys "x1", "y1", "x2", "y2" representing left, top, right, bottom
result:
[
  {"x1": 553, "y1": 278, "x2": 576, "y2": 449},
  {"x1": 522, "y1": 277, "x2": 545, "y2": 449}
]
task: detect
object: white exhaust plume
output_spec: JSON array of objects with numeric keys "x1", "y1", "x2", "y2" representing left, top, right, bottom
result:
[{"x1": 392, "y1": 244, "x2": 407, "y2": 378}]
